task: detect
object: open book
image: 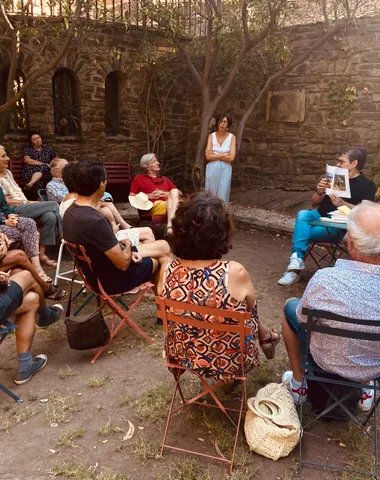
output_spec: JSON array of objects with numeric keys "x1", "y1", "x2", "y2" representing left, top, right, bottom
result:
[
  {"x1": 320, "y1": 205, "x2": 351, "y2": 224},
  {"x1": 325, "y1": 164, "x2": 351, "y2": 198}
]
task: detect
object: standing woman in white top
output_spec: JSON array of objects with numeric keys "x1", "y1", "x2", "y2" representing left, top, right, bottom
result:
[{"x1": 205, "y1": 112, "x2": 236, "y2": 206}]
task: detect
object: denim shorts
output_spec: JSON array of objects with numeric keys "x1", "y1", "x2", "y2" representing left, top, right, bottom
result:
[{"x1": 284, "y1": 298, "x2": 307, "y2": 353}]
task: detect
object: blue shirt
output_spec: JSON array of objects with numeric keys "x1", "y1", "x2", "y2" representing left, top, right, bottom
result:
[{"x1": 46, "y1": 177, "x2": 68, "y2": 203}]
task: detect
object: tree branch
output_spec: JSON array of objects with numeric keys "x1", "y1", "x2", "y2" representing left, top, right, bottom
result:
[
  {"x1": 202, "y1": 0, "x2": 213, "y2": 88},
  {"x1": 235, "y1": 21, "x2": 348, "y2": 148},
  {"x1": 0, "y1": 0, "x2": 84, "y2": 114},
  {"x1": 174, "y1": 38, "x2": 203, "y2": 88}
]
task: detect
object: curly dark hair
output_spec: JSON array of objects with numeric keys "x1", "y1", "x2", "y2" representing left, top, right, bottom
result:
[{"x1": 169, "y1": 191, "x2": 232, "y2": 260}]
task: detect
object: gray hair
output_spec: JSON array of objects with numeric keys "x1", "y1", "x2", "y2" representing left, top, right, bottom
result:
[
  {"x1": 0, "y1": 145, "x2": 5, "y2": 150},
  {"x1": 347, "y1": 202, "x2": 380, "y2": 259},
  {"x1": 140, "y1": 153, "x2": 156, "y2": 170}
]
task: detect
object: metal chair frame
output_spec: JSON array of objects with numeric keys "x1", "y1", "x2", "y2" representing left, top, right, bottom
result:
[
  {"x1": 304, "y1": 240, "x2": 349, "y2": 269},
  {"x1": 66, "y1": 241, "x2": 154, "y2": 363},
  {"x1": 298, "y1": 308, "x2": 380, "y2": 479},
  {"x1": 0, "y1": 321, "x2": 23, "y2": 403},
  {"x1": 136, "y1": 210, "x2": 167, "y2": 235},
  {"x1": 37, "y1": 188, "x2": 48, "y2": 202},
  {"x1": 155, "y1": 296, "x2": 252, "y2": 473}
]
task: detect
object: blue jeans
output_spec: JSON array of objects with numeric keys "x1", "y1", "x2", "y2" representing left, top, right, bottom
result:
[
  {"x1": 284, "y1": 298, "x2": 306, "y2": 354},
  {"x1": 292, "y1": 209, "x2": 346, "y2": 259}
]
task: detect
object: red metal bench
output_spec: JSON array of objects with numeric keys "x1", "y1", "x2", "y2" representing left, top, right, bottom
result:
[
  {"x1": 9, "y1": 159, "x2": 26, "y2": 186},
  {"x1": 104, "y1": 161, "x2": 131, "y2": 186},
  {"x1": 9, "y1": 159, "x2": 131, "y2": 188}
]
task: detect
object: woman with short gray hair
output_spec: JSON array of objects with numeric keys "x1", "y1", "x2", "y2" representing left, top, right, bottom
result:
[{"x1": 129, "y1": 153, "x2": 180, "y2": 236}]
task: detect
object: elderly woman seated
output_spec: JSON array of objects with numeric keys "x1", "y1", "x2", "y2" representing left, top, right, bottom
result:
[
  {"x1": 129, "y1": 153, "x2": 180, "y2": 235},
  {"x1": 157, "y1": 191, "x2": 280, "y2": 383}
]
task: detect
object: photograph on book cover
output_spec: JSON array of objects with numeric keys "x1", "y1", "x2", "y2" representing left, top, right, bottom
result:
[{"x1": 325, "y1": 164, "x2": 351, "y2": 198}]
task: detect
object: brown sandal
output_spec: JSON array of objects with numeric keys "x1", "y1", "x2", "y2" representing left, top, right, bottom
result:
[
  {"x1": 40, "y1": 255, "x2": 57, "y2": 268},
  {"x1": 44, "y1": 285, "x2": 66, "y2": 300},
  {"x1": 259, "y1": 329, "x2": 281, "y2": 360}
]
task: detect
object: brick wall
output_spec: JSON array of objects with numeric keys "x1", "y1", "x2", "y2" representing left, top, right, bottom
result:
[
  {"x1": 2, "y1": 15, "x2": 380, "y2": 194},
  {"x1": 1, "y1": 21, "x2": 191, "y2": 194}
]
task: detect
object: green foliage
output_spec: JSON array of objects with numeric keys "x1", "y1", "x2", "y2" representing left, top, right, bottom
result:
[{"x1": 328, "y1": 80, "x2": 357, "y2": 123}]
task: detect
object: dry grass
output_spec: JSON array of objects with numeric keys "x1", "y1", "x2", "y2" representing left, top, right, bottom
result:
[
  {"x1": 129, "y1": 382, "x2": 172, "y2": 422},
  {"x1": 0, "y1": 415, "x2": 11, "y2": 433},
  {"x1": 338, "y1": 425, "x2": 375, "y2": 479},
  {"x1": 49, "y1": 463, "x2": 127, "y2": 480},
  {"x1": 49, "y1": 462, "x2": 96, "y2": 480},
  {"x1": 224, "y1": 468, "x2": 258, "y2": 480},
  {"x1": 56, "y1": 427, "x2": 86, "y2": 447},
  {"x1": 97, "y1": 419, "x2": 123, "y2": 437},
  {"x1": 119, "y1": 395, "x2": 133, "y2": 407},
  {"x1": 246, "y1": 361, "x2": 276, "y2": 397},
  {"x1": 11, "y1": 408, "x2": 35, "y2": 424},
  {"x1": 45, "y1": 391, "x2": 80, "y2": 424},
  {"x1": 128, "y1": 436, "x2": 160, "y2": 461},
  {"x1": 58, "y1": 365, "x2": 78, "y2": 379},
  {"x1": 97, "y1": 468, "x2": 127, "y2": 480},
  {"x1": 160, "y1": 459, "x2": 212, "y2": 480},
  {"x1": 86, "y1": 374, "x2": 111, "y2": 388}
]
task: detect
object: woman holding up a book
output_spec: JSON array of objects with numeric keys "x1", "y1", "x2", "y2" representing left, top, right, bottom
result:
[
  {"x1": 205, "y1": 112, "x2": 236, "y2": 206},
  {"x1": 278, "y1": 146, "x2": 377, "y2": 286}
]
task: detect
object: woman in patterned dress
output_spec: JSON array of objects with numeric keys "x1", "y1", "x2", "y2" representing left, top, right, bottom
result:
[
  {"x1": 23, "y1": 131, "x2": 58, "y2": 191},
  {"x1": 157, "y1": 191, "x2": 280, "y2": 382}
]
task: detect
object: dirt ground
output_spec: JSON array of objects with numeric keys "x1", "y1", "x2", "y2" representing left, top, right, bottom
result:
[{"x1": 0, "y1": 228, "x2": 374, "y2": 480}]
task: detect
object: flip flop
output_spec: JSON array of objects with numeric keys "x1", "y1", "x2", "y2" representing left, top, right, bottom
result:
[
  {"x1": 259, "y1": 329, "x2": 281, "y2": 360},
  {"x1": 44, "y1": 285, "x2": 66, "y2": 301}
]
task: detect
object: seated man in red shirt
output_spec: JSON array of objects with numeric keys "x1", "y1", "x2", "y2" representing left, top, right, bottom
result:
[{"x1": 129, "y1": 153, "x2": 180, "y2": 235}]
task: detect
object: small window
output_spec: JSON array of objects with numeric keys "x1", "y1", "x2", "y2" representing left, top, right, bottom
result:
[
  {"x1": 105, "y1": 71, "x2": 122, "y2": 136},
  {"x1": 0, "y1": 67, "x2": 28, "y2": 133},
  {"x1": 52, "y1": 68, "x2": 80, "y2": 136}
]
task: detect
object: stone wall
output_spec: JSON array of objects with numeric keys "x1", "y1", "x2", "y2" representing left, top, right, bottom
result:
[
  {"x1": 186, "y1": 16, "x2": 380, "y2": 191},
  {"x1": 1, "y1": 21, "x2": 191, "y2": 195},
  {"x1": 2, "y1": 15, "x2": 380, "y2": 194}
]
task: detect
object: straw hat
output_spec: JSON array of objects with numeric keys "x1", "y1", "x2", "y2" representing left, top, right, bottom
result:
[
  {"x1": 128, "y1": 192, "x2": 153, "y2": 211},
  {"x1": 244, "y1": 382, "x2": 301, "y2": 461}
]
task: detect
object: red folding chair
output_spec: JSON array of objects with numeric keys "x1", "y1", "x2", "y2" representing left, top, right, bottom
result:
[
  {"x1": 65, "y1": 242, "x2": 154, "y2": 363},
  {"x1": 136, "y1": 210, "x2": 167, "y2": 235},
  {"x1": 155, "y1": 296, "x2": 252, "y2": 473}
]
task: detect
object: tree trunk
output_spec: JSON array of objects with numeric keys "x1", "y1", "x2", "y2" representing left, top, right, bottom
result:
[
  {"x1": 192, "y1": 106, "x2": 213, "y2": 190},
  {"x1": 0, "y1": 113, "x2": 10, "y2": 144}
]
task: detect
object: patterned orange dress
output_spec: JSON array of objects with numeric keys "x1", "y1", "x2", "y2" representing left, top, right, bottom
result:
[{"x1": 160, "y1": 259, "x2": 260, "y2": 381}]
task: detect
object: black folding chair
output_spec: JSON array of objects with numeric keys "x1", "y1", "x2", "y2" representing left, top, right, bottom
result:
[
  {"x1": 298, "y1": 308, "x2": 380, "y2": 478},
  {"x1": 0, "y1": 321, "x2": 23, "y2": 403}
]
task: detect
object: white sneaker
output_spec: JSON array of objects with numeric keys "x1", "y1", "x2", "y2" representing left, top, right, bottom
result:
[
  {"x1": 287, "y1": 253, "x2": 305, "y2": 271},
  {"x1": 358, "y1": 381, "x2": 375, "y2": 412},
  {"x1": 278, "y1": 271, "x2": 301, "y2": 286},
  {"x1": 282, "y1": 370, "x2": 308, "y2": 404}
]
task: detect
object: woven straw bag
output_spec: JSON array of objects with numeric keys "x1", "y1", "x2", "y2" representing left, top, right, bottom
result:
[{"x1": 244, "y1": 382, "x2": 301, "y2": 461}]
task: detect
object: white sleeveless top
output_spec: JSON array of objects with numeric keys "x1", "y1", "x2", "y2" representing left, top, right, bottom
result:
[{"x1": 211, "y1": 132, "x2": 233, "y2": 154}]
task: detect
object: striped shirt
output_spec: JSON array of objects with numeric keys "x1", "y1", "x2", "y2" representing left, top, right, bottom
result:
[{"x1": 0, "y1": 169, "x2": 27, "y2": 202}]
